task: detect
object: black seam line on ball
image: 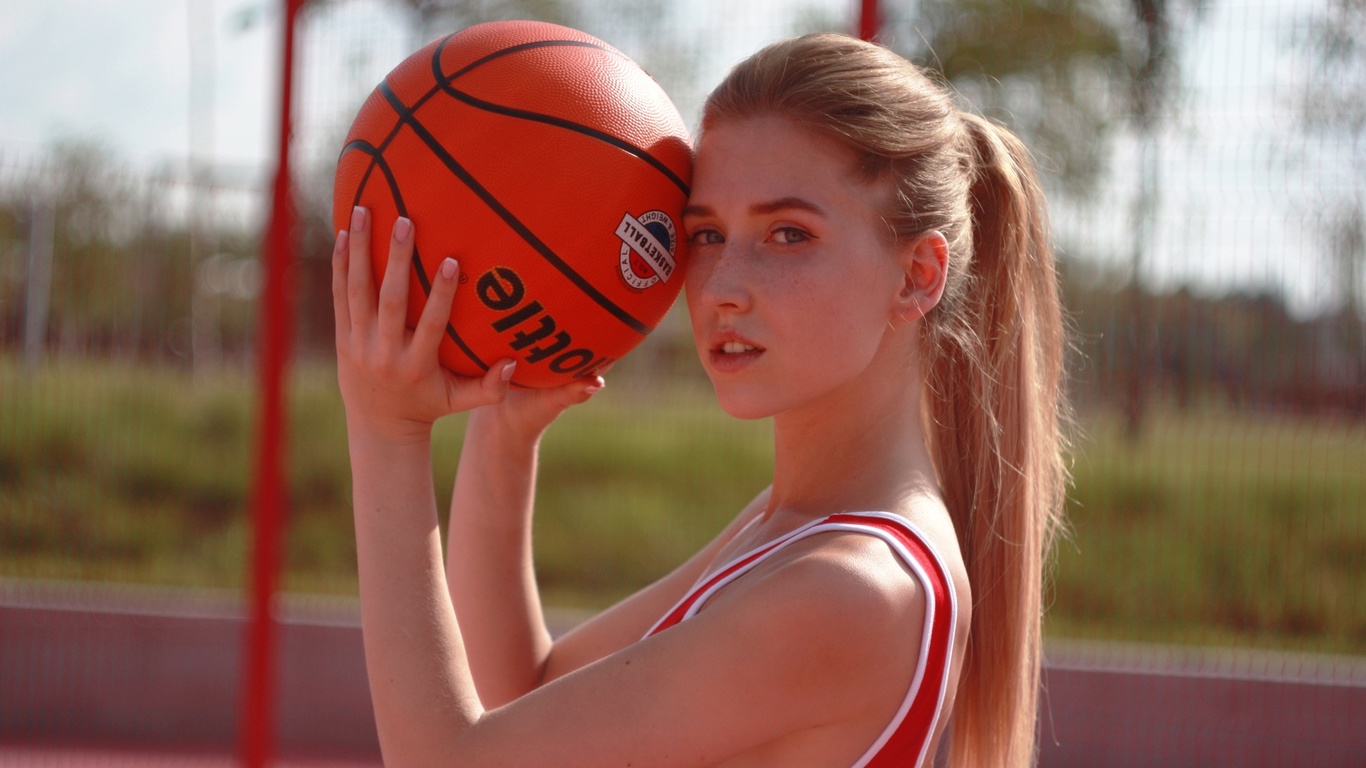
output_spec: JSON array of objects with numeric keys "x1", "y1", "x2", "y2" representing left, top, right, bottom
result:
[
  {"x1": 435, "y1": 84, "x2": 691, "y2": 197},
  {"x1": 332, "y1": 34, "x2": 526, "y2": 166},
  {"x1": 429, "y1": 37, "x2": 690, "y2": 197},
  {"x1": 433, "y1": 36, "x2": 631, "y2": 85},
  {"x1": 334, "y1": 39, "x2": 654, "y2": 203},
  {"x1": 339, "y1": 139, "x2": 490, "y2": 372},
  {"x1": 378, "y1": 81, "x2": 653, "y2": 338}
]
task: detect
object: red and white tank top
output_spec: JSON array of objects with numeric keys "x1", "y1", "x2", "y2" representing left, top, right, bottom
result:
[{"x1": 643, "y1": 512, "x2": 958, "y2": 768}]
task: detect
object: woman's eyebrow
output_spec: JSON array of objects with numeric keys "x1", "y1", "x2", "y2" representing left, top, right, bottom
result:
[
  {"x1": 750, "y1": 196, "x2": 826, "y2": 216},
  {"x1": 682, "y1": 197, "x2": 827, "y2": 218}
]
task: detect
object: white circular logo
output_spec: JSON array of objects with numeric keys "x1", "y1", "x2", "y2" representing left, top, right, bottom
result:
[{"x1": 615, "y1": 210, "x2": 678, "y2": 291}]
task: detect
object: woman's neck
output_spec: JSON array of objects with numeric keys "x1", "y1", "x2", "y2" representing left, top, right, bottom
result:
[{"x1": 766, "y1": 344, "x2": 939, "y2": 521}]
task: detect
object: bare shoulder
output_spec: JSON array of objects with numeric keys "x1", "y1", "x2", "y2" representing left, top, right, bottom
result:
[
  {"x1": 721, "y1": 524, "x2": 934, "y2": 628},
  {"x1": 696, "y1": 529, "x2": 933, "y2": 717}
]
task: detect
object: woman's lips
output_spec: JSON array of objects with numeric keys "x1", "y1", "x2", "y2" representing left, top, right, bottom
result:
[
  {"x1": 720, "y1": 340, "x2": 759, "y2": 355},
  {"x1": 709, "y1": 334, "x2": 764, "y2": 373}
]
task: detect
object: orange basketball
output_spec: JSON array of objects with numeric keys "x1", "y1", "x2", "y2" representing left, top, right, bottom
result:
[{"x1": 333, "y1": 20, "x2": 692, "y2": 388}]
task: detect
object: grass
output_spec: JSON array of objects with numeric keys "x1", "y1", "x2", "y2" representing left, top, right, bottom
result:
[
  {"x1": 2, "y1": 355, "x2": 1363, "y2": 655},
  {"x1": 1054, "y1": 406, "x2": 1366, "y2": 654},
  {"x1": 0, "y1": 356, "x2": 772, "y2": 603}
]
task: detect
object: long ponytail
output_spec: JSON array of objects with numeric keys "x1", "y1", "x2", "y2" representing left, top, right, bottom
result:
[
  {"x1": 924, "y1": 113, "x2": 1069, "y2": 766},
  {"x1": 701, "y1": 34, "x2": 1070, "y2": 766}
]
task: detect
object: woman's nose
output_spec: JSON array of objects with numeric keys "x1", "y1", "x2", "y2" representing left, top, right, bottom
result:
[{"x1": 688, "y1": 242, "x2": 752, "y2": 313}]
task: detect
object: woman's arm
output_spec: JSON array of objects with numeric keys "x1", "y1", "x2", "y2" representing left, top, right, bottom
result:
[
  {"x1": 333, "y1": 207, "x2": 508, "y2": 761},
  {"x1": 444, "y1": 404, "x2": 567, "y2": 708},
  {"x1": 447, "y1": 402, "x2": 771, "y2": 706},
  {"x1": 349, "y1": 432, "x2": 483, "y2": 763}
]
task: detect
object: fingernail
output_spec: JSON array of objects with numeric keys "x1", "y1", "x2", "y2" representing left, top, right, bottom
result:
[
  {"x1": 351, "y1": 206, "x2": 365, "y2": 231},
  {"x1": 584, "y1": 380, "x2": 605, "y2": 394},
  {"x1": 440, "y1": 258, "x2": 458, "y2": 280},
  {"x1": 500, "y1": 361, "x2": 517, "y2": 382},
  {"x1": 335, "y1": 230, "x2": 348, "y2": 252},
  {"x1": 393, "y1": 217, "x2": 411, "y2": 242}
]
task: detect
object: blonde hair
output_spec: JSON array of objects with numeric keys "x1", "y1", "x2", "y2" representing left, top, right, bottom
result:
[{"x1": 703, "y1": 34, "x2": 1069, "y2": 766}]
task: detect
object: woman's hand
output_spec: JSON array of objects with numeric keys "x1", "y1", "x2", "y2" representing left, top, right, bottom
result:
[
  {"x1": 333, "y1": 206, "x2": 605, "y2": 447},
  {"x1": 467, "y1": 372, "x2": 605, "y2": 447},
  {"x1": 333, "y1": 206, "x2": 516, "y2": 446}
]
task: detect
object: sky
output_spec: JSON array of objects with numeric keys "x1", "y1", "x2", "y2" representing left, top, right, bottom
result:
[
  {"x1": 0, "y1": 0, "x2": 273, "y2": 171},
  {"x1": 0, "y1": 0, "x2": 830, "y2": 174},
  {"x1": 0, "y1": 0, "x2": 1356, "y2": 317}
]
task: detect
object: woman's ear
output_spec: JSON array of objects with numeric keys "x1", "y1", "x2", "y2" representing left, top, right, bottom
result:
[{"x1": 893, "y1": 231, "x2": 949, "y2": 322}]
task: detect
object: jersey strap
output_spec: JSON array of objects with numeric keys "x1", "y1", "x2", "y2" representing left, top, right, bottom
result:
[{"x1": 643, "y1": 511, "x2": 958, "y2": 768}]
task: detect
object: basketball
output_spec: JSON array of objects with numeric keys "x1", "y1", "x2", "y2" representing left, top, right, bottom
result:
[{"x1": 332, "y1": 20, "x2": 693, "y2": 388}]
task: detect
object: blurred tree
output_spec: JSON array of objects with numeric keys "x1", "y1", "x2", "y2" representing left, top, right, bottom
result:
[
  {"x1": 1299, "y1": 0, "x2": 1366, "y2": 141},
  {"x1": 1297, "y1": 0, "x2": 1366, "y2": 416},
  {"x1": 881, "y1": 0, "x2": 1129, "y2": 196},
  {"x1": 0, "y1": 189, "x2": 26, "y2": 346},
  {"x1": 0, "y1": 140, "x2": 265, "y2": 365},
  {"x1": 399, "y1": 0, "x2": 578, "y2": 42},
  {"x1": 6, "y1": 139, "x2": 151, "y2": 357},
  {"x1": 1116, "y1": 0, "x2": 1208, "y2": 438},
  {"x1": 879, "y1": 0, "x2": 1208, "y2": 436}
]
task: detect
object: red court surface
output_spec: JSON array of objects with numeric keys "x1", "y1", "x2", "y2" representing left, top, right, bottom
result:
[
  {"x1": 0, "y1": 746, "x2": 378, "y2": 767},
  {"x1": 4, "y1": 580, "x2": 1364, "y2": 767}
]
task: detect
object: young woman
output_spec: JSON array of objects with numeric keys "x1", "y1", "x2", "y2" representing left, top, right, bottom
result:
[{"x1": 333, "y1": 33, "x2": 1068, "y2": 767}]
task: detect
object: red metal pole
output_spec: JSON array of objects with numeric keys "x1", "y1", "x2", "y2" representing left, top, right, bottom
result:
[
  {"x1": 241, "y1": 1, "x2": 302, "y2": 766},
  {"x1": 859, "y1": 0, "x2": 880, "y2": 41}
]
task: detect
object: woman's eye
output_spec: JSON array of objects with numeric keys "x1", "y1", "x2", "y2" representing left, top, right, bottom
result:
[
  {"x1": 771, "y1": 227, "x2": 810, "y2": 244},
  {"x1": 689, "y1": 228, "x2": 724, "y2": 246}
]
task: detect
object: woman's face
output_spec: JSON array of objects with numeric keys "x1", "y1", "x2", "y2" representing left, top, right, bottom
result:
[{"x1": 683, "y1": 116, "x2": 909, "y2": 420}]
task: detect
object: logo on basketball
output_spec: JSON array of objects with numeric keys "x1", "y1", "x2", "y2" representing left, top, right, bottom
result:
[{"x1": 616, "y1": 210, "x2": 678, "y2": 291}]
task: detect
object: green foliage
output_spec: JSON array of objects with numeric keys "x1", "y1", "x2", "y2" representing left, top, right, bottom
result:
[
  {"x1": 0, "y1": 138, "x2": 265, "y2": 362},
  {"x1": 1296, "y1": 0, "x2": 1366, "y2": 320},
  {"x1": 2, "y1": 356, "x2": 1363, "y2": 654},
  {"x1": 532, "y1": 394, "x2": 771, "y2": 604},
  {"x1": 882, "y1": 0, "x2": 1129, "y2": 195},
  {"x1": 1299, "y1": 0, "x2": 1366, "y2": 135},
  {"x1": 1055, "y1": 408, "x2": 1366, "y2": 653},
  {"x1": 0, "y1": 358, "x2": 253, "y2": 586}
]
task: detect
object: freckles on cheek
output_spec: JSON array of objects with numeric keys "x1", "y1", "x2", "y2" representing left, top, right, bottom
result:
[
  {"x1": 682, "y1": 264, "x2": 715, "y2": 309},
  {"x1": 789, "y1": 281, "x2": 844, "y2": 322},
  {"x1": 800, "y1": 285, "x2": 888, "y2": 358}
]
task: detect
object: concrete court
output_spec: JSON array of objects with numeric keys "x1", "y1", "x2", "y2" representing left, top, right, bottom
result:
[{"x1": 3, "y1": 579, "x2": 1363, "y2": 767}]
